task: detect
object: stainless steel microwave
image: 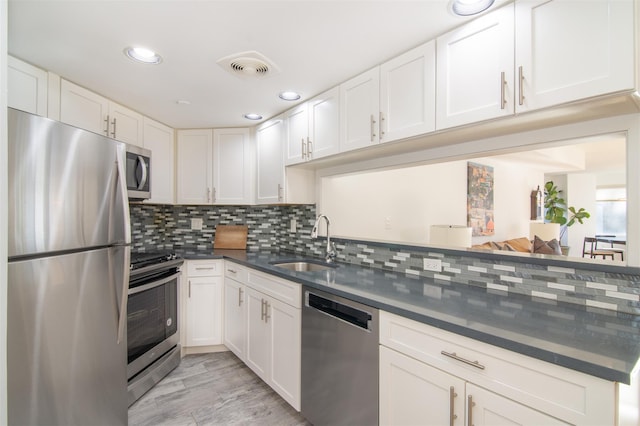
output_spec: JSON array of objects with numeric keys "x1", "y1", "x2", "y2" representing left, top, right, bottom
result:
[{"x1": 125, "y1": 144, "x2": 151, "y2": 200}]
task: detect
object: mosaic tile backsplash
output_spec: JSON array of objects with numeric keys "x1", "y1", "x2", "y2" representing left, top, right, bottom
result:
[{"x1": 130, "y1": 203, "x2": 640, "y2": 314}]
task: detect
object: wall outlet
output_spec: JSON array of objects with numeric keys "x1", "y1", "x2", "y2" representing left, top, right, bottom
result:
[
  {"x1": 384, "y1": 217, "x2": 392, "y2": 230},
  {"x1": 423, "y1": 258, "x2": 442, "y2": 272},
  {"x1": 190, "y1": 218, "x2": 203, "y2": 231},
  {"x1": 290, "y1": 218, "x2": 297, "y2": 233}
]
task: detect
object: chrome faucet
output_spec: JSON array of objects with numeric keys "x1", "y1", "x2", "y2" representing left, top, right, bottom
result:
[{"x1": 311, "y1": 214, "x2": 337, "y2": 263}]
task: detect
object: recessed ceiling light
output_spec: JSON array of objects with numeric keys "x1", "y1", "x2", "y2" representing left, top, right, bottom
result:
[
  {"x1": 124, "y1": 46, "x2": 162, "y2": 64},
  {"x1": 279, "y1": 91, "x2": 301, "y2": 101},
  {"x1": 449, "y1": 0, "x2": 495, "y2": 16},
  {"x1": 243, "y1": 113, "x2": 263, "y2": 121}
]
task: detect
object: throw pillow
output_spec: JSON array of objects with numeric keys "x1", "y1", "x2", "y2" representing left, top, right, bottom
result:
[{"x1": 532, "y1": 235, "x2": 562, "y2": 255}]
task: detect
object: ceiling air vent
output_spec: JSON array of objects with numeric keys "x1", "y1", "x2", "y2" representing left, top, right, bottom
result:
[{"x1": 217, "y1": 51, "x2": 280, "y2": 79}]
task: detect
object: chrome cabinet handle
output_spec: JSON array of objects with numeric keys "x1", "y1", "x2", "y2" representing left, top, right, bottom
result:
[
  {"x1": 370, "y1": 114, "x2": 377, "y2": 142},
  {"x1": 518, "y1": 65, "x2": 525, "y2": 106},
  {"x1": 307, "y1": 137, "x2": 313, "y2": 158},
  {"x1": 261, "y1": 299, "x2": 266, "y2": 321},
  {"x1": 441, "y1": 350, "x2": 485, "y2": 370},
  {"x1": 227, "y1": 268, "x2": 237, "y2": 274},
  {"x1": 449, "y1": 386, "x2": 458, "y2": 426},
  {"x1": 188, "y1": 280, "x2": 191, "y2": 298},
  {"x1": 104, "y1": 114, "x2": 110, "y2": 136},
  {"x1": 379, "y1": 111, "x2": 385, "y2": 139},
  {"x1": 111, "y1": 117, "x2": 117, "y2": 138},
  {"x1": 301, "y1": 138, "x2": 306, "y2": 159},
  {"x1": 277, "y1": 184, "x2": 284, "y2": 202},
  {"x1": 207, "y1": 187, "x2": 211, "y2": 203},
  {"x1": 467, "y1": 395, "x2": 475, "y2": 426},
  {"x1": 500, "y1": 71, "x2": 507, "y2": 110},
  {"x1": 238, "y1": 287, "x2": 243, "y2": 306},
  {"x1": 265, "y1": 301, "x2": 271, "y2": 323},
  {"x1": 212, "y1": 187, "x2": 216, "y2": 203}
]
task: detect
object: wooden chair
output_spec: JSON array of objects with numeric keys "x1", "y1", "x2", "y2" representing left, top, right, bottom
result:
[
  {"x1": 595, "y1": 237, "x2": 625, "y2": 261},
  {"x1": 582, "y1": 237, "x2": 616, "y2": 260}
]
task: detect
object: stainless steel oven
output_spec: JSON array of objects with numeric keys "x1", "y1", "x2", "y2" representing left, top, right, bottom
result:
[{"x1": 127, "y1": 252, "x2": 183, "y2": 406}]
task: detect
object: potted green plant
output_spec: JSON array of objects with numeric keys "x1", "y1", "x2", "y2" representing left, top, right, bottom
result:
[{"x1": 543, "y1": 181, "x2": 591, "y2": 254}]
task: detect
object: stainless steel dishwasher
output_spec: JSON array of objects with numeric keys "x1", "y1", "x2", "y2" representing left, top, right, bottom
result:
[{"x1": 301, "y1": 286, "x2": 379, "y2": 426}]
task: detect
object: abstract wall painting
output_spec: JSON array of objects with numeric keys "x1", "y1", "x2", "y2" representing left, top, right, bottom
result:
[{"x1": 467, "y1": 162, "x2": 494, "y2": 237}]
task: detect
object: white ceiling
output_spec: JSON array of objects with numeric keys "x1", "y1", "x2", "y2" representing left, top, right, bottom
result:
[{"x1": 8, "y1": 0, "x2": 509, "y2": 129}]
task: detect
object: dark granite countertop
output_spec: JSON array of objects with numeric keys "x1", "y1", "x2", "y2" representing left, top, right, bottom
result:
[{"x1": 176, "y1": 248, "x2": 640, "y2": 384}]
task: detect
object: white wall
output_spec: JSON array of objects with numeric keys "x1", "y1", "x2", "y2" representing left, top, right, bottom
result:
[
  {"x1": 566, "y1": 173, "x2": 598, "y2": 257},
  {"x1": 320, "y1": 157, "x2": 543, "y2": 246},
  {"x1": 1, "y1": 0, "x2": 9, "y2": 421}
]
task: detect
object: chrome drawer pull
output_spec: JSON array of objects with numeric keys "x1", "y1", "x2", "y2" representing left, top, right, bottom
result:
[
  {"x1": 441, "y1": 350, "x2": 485, "y2": 370},
  {"x1": 227, "y1": 269, "x2": 237, "y2": 274}
]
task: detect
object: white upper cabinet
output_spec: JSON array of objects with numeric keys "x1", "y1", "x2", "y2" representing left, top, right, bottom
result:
[
  {"x1": 108, "y1": 102, "x2": 144, "y2": 146},
  {"x1": 340, "y1": 39, "x2": 436, "y2": 153},
  {"x1": 379, "y1": 40, "x2": 436, "y2": 142},
  {"x1": 307, "y1": 87, "x2": 340, "y2": 160},
  {"x1": 176, "y1": 129, "x2": 213, "y2": 204},
  {"x1": 339, "y1": 67, "x2": 381, "y2": 152},
  {"x1": 7, "y1": 56, "x2": 48, "y2": 116},
  {"x1": 514, "y1": 0, "x2": 634, "y2": 113},
  {"x1": 256, "y1": 117, "x2": 285, "y2": 204},
  {"x1": 256, "y1": 117, "x2": 314, "y2": 204},
  {"x1": 143, "y1": 117, "x2": 175, "y2": 204},
  {"x1": 60, "y1": 79, "x2": 143, "y2": 145},
  {"x1": 436, "y1": 4, "x2": 515, "y2": 130},
  {"x1": 285, "y1": 87, "x2": 340, "y2": 165},
  {"x1": 284, "y1": 103, "x2": 308, "y2": 165},
  {"x1": 213, "y1": 128, "x2": 253, "y2": 204},
  {"x1": 60, "y1": 79, "x2": 110, "y2": 135}
]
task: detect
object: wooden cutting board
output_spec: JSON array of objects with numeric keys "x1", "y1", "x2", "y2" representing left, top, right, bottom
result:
[{"x1": 214, "y1": 225, "x2": 248, "y2": 249}]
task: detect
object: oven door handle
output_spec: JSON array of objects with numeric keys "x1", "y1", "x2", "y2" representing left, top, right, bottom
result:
[{"x1": 128, "y1": 271, "x2": 181, "y2": 295}]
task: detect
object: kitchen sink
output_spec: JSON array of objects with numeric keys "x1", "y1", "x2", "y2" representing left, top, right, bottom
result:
[{"x1": 271, "y1": 260, "x2": 337, "y2": 272}]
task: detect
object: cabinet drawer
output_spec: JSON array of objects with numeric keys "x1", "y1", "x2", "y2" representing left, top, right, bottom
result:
[
  {"x1": 379, "y1": 311, "x2": 614, "y2": 425},
  {"x1": 186, "y1": 260, "x2": 222, "y2": 277},
  {"x1": 224, "y1": 261, "x2": 248, "y2": 283},
  {"x1": 247, "y1": 268, "x2": 301, "y2": 309}
]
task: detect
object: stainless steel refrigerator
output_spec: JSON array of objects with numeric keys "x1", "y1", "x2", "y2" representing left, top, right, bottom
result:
[{"x1": 7, "y1": 108, "x2": 131, "y2": 425}]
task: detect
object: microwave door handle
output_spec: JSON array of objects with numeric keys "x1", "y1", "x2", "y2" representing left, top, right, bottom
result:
[{"x1": 136, "y1": 155, "x2": 148, "y2": 190}]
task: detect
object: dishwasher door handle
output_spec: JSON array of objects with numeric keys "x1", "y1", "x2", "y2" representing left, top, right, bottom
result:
[{"x1": 307, "y1": 291, "x2": 372, "y2": 330}]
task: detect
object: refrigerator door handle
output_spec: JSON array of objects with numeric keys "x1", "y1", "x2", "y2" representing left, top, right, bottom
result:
[
  {"x1": 116, "y1": 143, "x2": 132, "y2": 245},
  {"x1": 117, "y1": 247, "x2": 130, "y2": 345}
]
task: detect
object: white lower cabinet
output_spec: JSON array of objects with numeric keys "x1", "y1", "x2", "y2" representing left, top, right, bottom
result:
[
  {"x1": 380, "y1": 346, "x2": 566, "y2": 426},
  {"x1": 380, "y1": 310, "x2": 618, "y2": 426},
  {"x1": 224, "y1": 261, "x2": 301, "y2": 411},
  {"x1": 182, "y1": 260, "x2": 223, "y2": 348},
  {"x1": 223, "y1": 271, "x2": 246, "y2": 359}
]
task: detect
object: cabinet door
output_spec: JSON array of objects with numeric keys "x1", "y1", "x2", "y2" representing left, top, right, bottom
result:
[
  {"x1": 213, "y1": 128, "x2": 252, "y2": 204},
  {"x1": 515, "y1": 0, "x2": 634, "y2": 113},
  {"x1": 380, "y1": 346, "x2": 465, "y2": 426},
  {"x1": 8, "y1": 56, "x2": 48, "y2": 116},
  {"x1": 467, "y1": 383, "x2": 568, "y2": 426},
  {"x1": 223, "y1": 278, "x2": 246, "y2": 360},
  {"x1": 185, "y1": 276, "x2": 223, "y2": 347},
  {"x1": 245, "y1": 287, "x2": 270, "y2": 380},
  {"x1": 380, "y1": 40, "x2": 436, "y2": 143},
  {"x1": 176, "y1": 129, "x2": 213, "y2": 204},
  {"x1": 108, "y1": 102, "x2": 143, "y2": 146},
  {"x1": 269, "y1": 298, "x2": 301, "y2": 411},
  {"x1": 339, "y1": 67, "x2": 380, "y2": 152},
  {"x1": 60, "y1": 79, "x2": 109, "y2": 135},
  {"x1": 255, "y1": 117, "x2": 285, "y2": 204},
  {"x1": 308, "y1": 87, "x2": 340, "y2": 160},
  {"x1": 436, "y1": 4, "x2": 514, "y2": 130},
  {"x1": 143, "y1": 117, "x2": 174, "y2": 204},
  {"x1": 284, "y1": 103, "x2": 308, "y2": 165}
]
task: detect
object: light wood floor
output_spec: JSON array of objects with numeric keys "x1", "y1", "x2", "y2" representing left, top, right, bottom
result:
[{"x1": 128, "y1": 351, "x2": 310, "y2": 426}]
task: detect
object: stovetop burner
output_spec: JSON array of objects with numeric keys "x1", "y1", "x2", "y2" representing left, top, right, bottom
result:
[{"x1": 130, "y1": 250, "x2": 178, "y2": 270}]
